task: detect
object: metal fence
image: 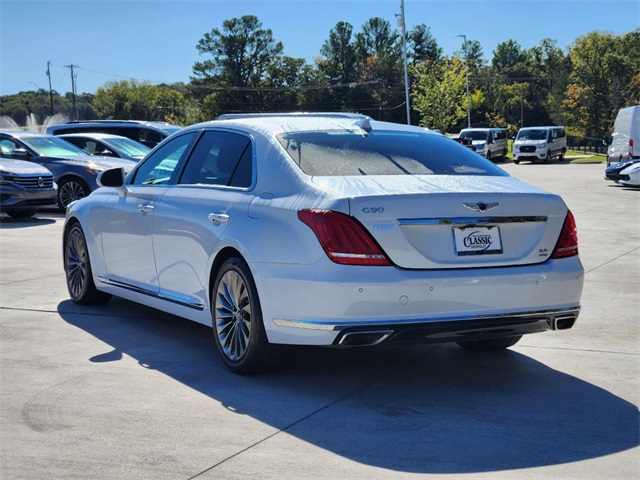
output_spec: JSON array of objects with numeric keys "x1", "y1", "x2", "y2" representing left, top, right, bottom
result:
[{"x1": 567, "y1": 135, "x2": 608, "y2": 155}]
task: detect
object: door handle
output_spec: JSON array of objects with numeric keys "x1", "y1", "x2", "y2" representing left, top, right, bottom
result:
[
  {"x1": 138, "y1": 204, "x2": 154, "y2": 215},
  {"x1": 208, "y1": 213, "x2": 229, "y2": 224}
]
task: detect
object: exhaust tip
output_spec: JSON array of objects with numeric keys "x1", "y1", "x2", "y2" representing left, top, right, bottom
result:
[
  {"x1": 338, "y1": 330, "x2": 394, "y2": 346},
  {"x1": 553, "y1": 315, "x2": 577, "y2": 330}
]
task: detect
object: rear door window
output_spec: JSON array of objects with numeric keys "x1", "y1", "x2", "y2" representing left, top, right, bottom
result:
[{"x1": 178, "y1": 130, "x2": 253, "y2": 188}]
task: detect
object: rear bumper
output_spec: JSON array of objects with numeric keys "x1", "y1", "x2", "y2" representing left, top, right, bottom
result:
[
  {"x1": 279, "y1": 306, "x2": 580, "y2": 346},
  {"x1": 254, "y1": 255, "x2": 584, "y2": 345}
]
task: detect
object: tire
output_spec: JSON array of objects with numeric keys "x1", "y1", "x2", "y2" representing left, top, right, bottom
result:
[
  {"x1": 6, "y1": 209, "x2": 37, "y2": 220},
  {"x1": 559, "y1": 148, "x2": 566, "y2": 162},
  {"x1": 544, "y1": 151, "x2": 551, "y2": 163},
  {"x1": 457, "y1": 335, "x2": 522, "y2": 351},
  {"x1": 500, "y1": 149, "x2": 507, "y2": 162},
  {"x1": 514, "y1": 158, "x2": 520, "y2": 165},
  {"x1": 58, "y1": 178, "x2": 90, "y2": 209},
  {"x1": 64, "y1": 223, "x2": 112, "y2": 305},
  {"x1": 212, "y1": 257, "x2": 280, "y2": 374}
]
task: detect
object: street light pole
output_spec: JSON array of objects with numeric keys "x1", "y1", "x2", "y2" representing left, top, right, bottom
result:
[{"x1": 455, "y1": 34, "x2": 471, "y2": 128}]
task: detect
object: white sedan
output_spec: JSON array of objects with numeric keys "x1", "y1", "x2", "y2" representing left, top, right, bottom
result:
[
  {"x1": 618, "y1": 162, "x2": 640, "y2": 187},
  {"x1": 63, "y1": 113, "x2": 584, "y2": 374}
]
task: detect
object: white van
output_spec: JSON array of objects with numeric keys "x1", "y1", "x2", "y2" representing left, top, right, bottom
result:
[
  {"x1": 458, "y1": 128, "x2": 508, "y2": 161},
  {"x1": 513, "y1": 126, "x2": 567, "y2": 164},
  {"x1": 607, "y1": 106, "x2": 640, "y2": 166}
]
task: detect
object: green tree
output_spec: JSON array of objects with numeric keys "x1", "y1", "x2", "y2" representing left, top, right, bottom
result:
[
  {"x1": 192, "y1": 15, "x2": 284, "y2": 112},
  {"x1": 408, "y1": 24, "x2": 442, "y2": 64},
  {"x1": 411, "y1": 57, "x2": 466, "y2": 132},
  {"x1": 567, "y1": 29, "x2": 640, "y2": 136}
]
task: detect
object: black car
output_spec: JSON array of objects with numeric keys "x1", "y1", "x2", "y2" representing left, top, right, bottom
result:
[{"x1": 46, "y1": 120, "x2": 181, "y2": 148}]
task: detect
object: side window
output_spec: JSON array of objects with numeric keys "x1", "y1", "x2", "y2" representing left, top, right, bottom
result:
[
  {"x1": 130, "y1": 132, "x2": 196, "y2": 186},
  {"x1": 0, "y1": 138, "x2": 21, "y2": 156},
  {"x1": 137, "y1": 129, "x2": 164, "y2": 148},
  {"x1": 178, "y1": 131, "x2": 252, "y2": 188}
]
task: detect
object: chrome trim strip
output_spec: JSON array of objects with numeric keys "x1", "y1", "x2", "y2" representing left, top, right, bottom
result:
[
  {"x1": 273, "y1": 306, "x2": 580, "y2": 332},
  {"x1": 397, "y1": 216, "x2": 548, "y2": 226},
  {"x1": 97, "y1": 276, "x2": 205, "y2": 311}
]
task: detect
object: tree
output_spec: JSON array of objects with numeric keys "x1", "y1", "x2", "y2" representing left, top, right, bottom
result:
[
  {"x1": 411, "y1": 57, "x2": 466, "y2": 132},
  {"x1": 567, "y1": 29, "x2": 640, "y2": 136},
  {"x1": 192, "y1": 15, "x2": 284, "y2": 112},
  {"x1": 408, "y1": 24, "x2": 442, "y2": 64},
  {"x1": 93, "y1": 80, "x2": 187, "y2": 122},
  {"x1": 354, "y1": 18, "x2": 404, "y2": 121}
]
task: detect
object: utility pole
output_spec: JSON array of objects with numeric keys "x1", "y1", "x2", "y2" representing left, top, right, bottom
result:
[
  {"x1": 399, "y1": 0, "x2": 411, "y2": 125},
  {"x1": 455, "y1": 35, "x2": 471, "y2": 128},
  {"x1": 65, "y1": 64, "x2": 79, "y2": 120},
  {"x1": 46, "y1": 61, "x2": 54, "y2": 116}
]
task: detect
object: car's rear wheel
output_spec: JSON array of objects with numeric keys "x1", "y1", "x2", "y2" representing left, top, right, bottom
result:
[
  {"x1": 514, "y1": 158, "x2": 520, "y2": 164},
  {"x1": 559, "y1": 148, "x2": 566, "y2": 161},
  {"x1": 64, "y1": 223, "x2": 111, "y2": 305},
  {"x1": 212, "y1": 257, "x2": 279, "y2": 374},
  {"x1": 6, "y1": 209, "x2": 36, "y2": 220},
  {"x1": 457, "y1": 335, "x2": 522, "y2": 351},
  {"x1": 58, "y1": 178, "x2": 90, "y2": 209}
]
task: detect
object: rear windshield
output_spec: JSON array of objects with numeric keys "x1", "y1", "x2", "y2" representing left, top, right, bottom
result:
[{"x1": 277, "y1": 130, "x2": 508, "y2": 177}]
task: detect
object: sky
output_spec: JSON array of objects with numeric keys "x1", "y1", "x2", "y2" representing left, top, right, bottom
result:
[{"x1": 1, "y1": 0, "x2": 638, "y2": 99}]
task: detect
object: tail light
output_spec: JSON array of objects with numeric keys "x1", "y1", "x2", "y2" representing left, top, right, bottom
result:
[
  {"x1": 551, "y1": 210, "x2": 579, "y2": 259},
  {"x1": 629, "y1": 139, "x2": 634, "y2": 157},
  {"x1": 298, "y1": 209, "x2": 391, "y2": 266}
]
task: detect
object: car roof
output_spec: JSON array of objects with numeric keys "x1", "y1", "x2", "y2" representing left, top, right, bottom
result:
[
  {"x1": 0, "y1": 130, "x2": 54, "y2": 138},
  {"x1": 189, "y1": 113, "x2": 432, "y2": 137},
  {"x1": 58, "y1": 132, "x2": 132, "y2": 140},
  {"x1": 519, "y1": 126, "x2": 565, "y2": 130}
]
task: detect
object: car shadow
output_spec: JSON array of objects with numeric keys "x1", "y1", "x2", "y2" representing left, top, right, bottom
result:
[
  {"x1": 0, "y1": 216, "x2": 58, "y2": 227},
  {"x1": 57, "y1": 298, "x2": 639, "y2": 474}
]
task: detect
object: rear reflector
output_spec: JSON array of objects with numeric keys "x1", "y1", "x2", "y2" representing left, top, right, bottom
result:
[
  {"x1": 551, "y1": 210, "x2": 579, "y2": 259},
  {"x1": 298, "y1": 209, "x2": 391, "y2": 266}
]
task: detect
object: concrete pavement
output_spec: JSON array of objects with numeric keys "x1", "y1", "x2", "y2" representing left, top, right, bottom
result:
[{"x1": 1, "y1": 161, "x2": 638, "y2": 479}]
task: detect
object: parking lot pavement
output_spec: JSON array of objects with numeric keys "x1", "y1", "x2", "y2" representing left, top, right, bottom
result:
[{"x1": 1, "y1": 162, "x2": 638, "y2": 480}]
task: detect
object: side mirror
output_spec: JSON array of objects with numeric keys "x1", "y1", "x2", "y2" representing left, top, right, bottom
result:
[
  {"x1": 10, "y1": 148, "x2": 31, "y2": 159},
  {"x1": 97, "y1": 167, "x2": 125, "y2": 188}
]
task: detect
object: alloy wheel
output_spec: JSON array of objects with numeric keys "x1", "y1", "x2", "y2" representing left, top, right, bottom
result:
[
  {"x1": 215, "y1": 270, "x2": 251, "y2": 361},
  {"x1": 65, "y1": 227, "x2": 88, "y2": 300},
  {"x1": 59, "y1": 180, "x2": 87, "y2": 208}
]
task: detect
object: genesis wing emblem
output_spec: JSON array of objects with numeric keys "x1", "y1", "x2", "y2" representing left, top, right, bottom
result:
[{"x1": 463, "y1": 202, "x2": 499, "y2": 213}]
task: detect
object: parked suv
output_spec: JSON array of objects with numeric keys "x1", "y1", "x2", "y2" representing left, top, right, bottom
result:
[
  {"x1": 513, "y1": 126, "x2": 567, "y2": 164},
  {"x1": 46, "y1": 120, "x2": 181, "y2": 148},
  {"x1": 458, "y1": 128, "x2": 508, "y2": 161}
]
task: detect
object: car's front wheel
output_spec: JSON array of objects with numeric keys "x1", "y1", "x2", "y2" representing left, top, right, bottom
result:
[
  {"x1": 64, "y1": 223, "x2": 111, "y2": 305},
  {"x1": 457, "y1": 335, "x2": 522, "y2": 351},
  {"x1": 212, "y1": 257, "x2": 279, "y2": 374},
  {"x1": 58, "y1": 177, "x2": 90, "y2": 209}
]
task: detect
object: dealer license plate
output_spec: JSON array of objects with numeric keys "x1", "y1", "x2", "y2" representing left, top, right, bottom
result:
[{"x1": 453, "y1": 226, "x2": 503, "y2": 256}]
